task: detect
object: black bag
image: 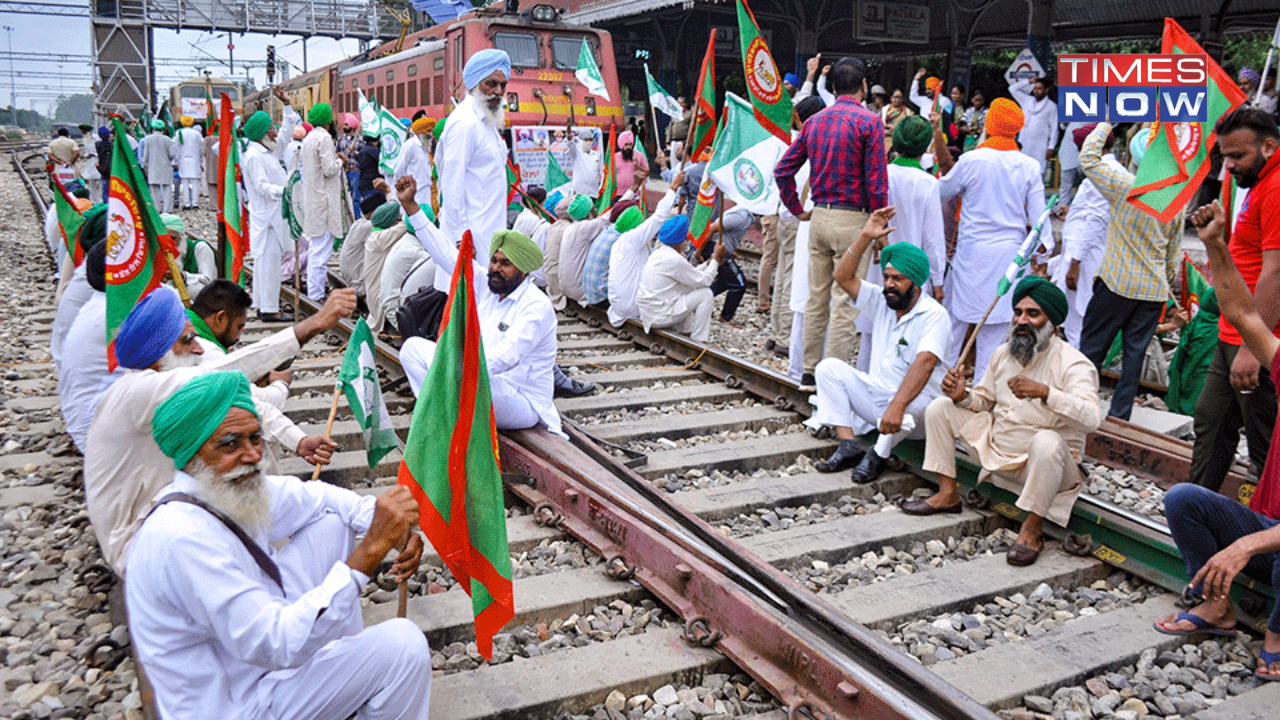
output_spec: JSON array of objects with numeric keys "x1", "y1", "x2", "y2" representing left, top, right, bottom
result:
[{"x1": 395, "y1": 286, "x2": 448, "y2": 342}]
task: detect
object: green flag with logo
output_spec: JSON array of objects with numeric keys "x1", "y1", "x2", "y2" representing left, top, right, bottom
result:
[
  {"x1": 736, "y1": 0, "x2": 793, "y2": 144},
  {"x1": 707, "y1": 92, "x2": 788, "y2": 214},
  {"x1": 339, "y1": 317, "x2": 401, "y2": 467},
  {"x1": 575, "y1": 38, "x2": 610, "y2": 101}
]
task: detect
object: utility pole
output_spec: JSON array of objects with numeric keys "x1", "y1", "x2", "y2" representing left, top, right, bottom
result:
[
  {"x1": 3, "y1": 26, "x2": 14, "y2": 126},
  {"x1": 227, "y1": 32, "x2": 234, "y2": 74}
]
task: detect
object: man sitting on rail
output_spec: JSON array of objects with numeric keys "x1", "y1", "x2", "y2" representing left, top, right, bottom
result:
[
  {"x1": 905, "y1": 277, "x2": 1103, "y2": 567},
  {"x1": 126, "y1": 371, "x2": 430, "y2": 720},
  {"x1": 395, "y1": 176, "x2": 563, "y2": 437},
  {"x1": 1151, "y1": 199, "x2": 1280, "y2": 681},
  {"x1": 810, "y1": 208, "x2": 951, "y2": 484},
  {"x1": 604, "y1": 171, "x2": 683, "y2": 328},
  {"x1": 84, "y1": 286, "x2": 356, "y2": 573},
  {"x1": 637, "y1": 215, "x2": 728, "y2": 344}
]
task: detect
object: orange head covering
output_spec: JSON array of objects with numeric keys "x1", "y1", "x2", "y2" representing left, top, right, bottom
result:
[
  {"x1": 925, "y1": 77, "x2": 942, "y2": 94},
  {"x1": 980, "y1": 98, "x2": 1024, "y2": 151}
]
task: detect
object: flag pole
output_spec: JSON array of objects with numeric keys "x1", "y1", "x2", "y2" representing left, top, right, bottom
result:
[
  {"x1": 165, "y1": 253, "x2": 191, "y2": 307},
  {"x1": 311, "y1": 380, "x2": 342, "y2": 481}
]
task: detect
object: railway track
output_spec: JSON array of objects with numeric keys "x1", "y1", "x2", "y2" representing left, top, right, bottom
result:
[{"x1": 8, "y1": 152, "x2": 1280, "y2": 719}]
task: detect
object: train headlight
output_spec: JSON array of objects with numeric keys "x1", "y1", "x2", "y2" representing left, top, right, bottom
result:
[
  {"x1": 585, "y1": 96, "x2": 596, "y2": 116},
  {"x1": 506, "y1": 92, "x2": 520, "y2": 112},
  {"x1": 530, "y1": 4, "x2": 557, "y2": 22}
]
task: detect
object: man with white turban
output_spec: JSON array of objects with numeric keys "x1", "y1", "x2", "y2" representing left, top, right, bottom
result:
[
  {"x1": 435, "y1": 48, "x2": 511, "y2": 292},
  {"x1": 126, "y1": 371, "x2": 430, "y2": 720}
]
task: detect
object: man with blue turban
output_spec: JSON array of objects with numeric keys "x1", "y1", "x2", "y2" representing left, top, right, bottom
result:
[
  {"x1": 126, "y1": 371, "x2": 430, "y2": 720},
  {"x1": 435, "y1": 48, "x2": 512, "y2": 296},
  {"x1": 636, "y1": 214, "x2": 727, "y2": 343},
  {"x1": 811, "y1": 208, "x2": 952, "y2": 484},
  {"x1": 908, "y1": 275, "x2": 1103, "y2": 568},
  {"x1": 83, "y1": 286, "x2": 357, "y2": 573}
]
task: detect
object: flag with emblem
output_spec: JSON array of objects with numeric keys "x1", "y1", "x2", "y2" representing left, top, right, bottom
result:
[
  {"x1": 707, "y1": 92, "x2": 787, "y2": 214},
  {"x1": 645, "y1": 64, "x2": 683, "y2": 120},
  {"x1": 339, "y1": 317, "x2": 400, "y2": 468},
  {"x1": 398, "y1": 230, "x2": 513, "y2": 661},
  {"x1": 216, "y1": 94, "x2": 249, "y2": 285},
  {"x1": 595, "y1": 124, "x2": 617, "y2": 214},
  {"x1": 360, "y1": 90, "x2": 408, "y2": 176},
  {"x1": 205, "y1": 85, "x2": 218, "y2": 136},
  {"x1": 736, "y1": 0, "x2": 793, "y2": 144},
  {"x1": 575, "y1": 38, "x2": 610, "y2": 101},
  {"x1": 687, "y1": 30, "x2": 717, "y2": 160},
  {"x1": 49, "y1": 166, "x2": 88, "y2": 266},
  {"x1": 688, "y1": 108, "x2": 726, "y2": 249},
  {"x1": 105, "y1": 115, "x2": 179, "y2": 369},
  {"x1": 1127, "y1": 18, "x2": 1248, "y2": 223},
  {"x1": 995, "y1": 196, "x2": 1058, "y2": 296}
]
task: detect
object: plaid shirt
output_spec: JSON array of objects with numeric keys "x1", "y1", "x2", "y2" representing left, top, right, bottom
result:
[
  {"x1": 582, "y1": 226, "x2": 622, "y2": 305},
  {"x1": 1079, "y1": 123, "x2": 1180, "y2": 303},
  {"x1": 775, "y1": 96, "x2": 888, "y2": 216}
]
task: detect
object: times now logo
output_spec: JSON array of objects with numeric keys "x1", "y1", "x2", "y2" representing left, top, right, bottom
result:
[{"x1": 1056, "y1": 54, "x2": 1209, "y2": 123}]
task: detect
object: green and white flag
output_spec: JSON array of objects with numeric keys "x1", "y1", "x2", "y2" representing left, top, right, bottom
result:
[
  {"x1": 545, "y1": 150, "x2": 572, "y2": 196},
  {"x1": 995, "y1": 195, "x2": 1058, "y2": 296},
  {"x1": 644, "y1": 64, "x2": 682, "y2": 120},
  {"x1": 706, "y1": 92, "x2": 788, "y2": 214},
  {"x1": 358, "y1": 89, "x2": 408, "y2": 176},
  {"x1": 575, "y1": 39, "x2": 610, "y2": 101},
  {"x1": 339, "y1": 317, "x2": 401, "y2": 468}
]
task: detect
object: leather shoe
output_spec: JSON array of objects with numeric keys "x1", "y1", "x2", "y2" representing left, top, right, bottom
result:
[
  {"x1": 1006, "y1": 542, "x2": 1041, "y2": 566},
  {"x1": 815, "y1": 440, "x2": 864, "y2": 473},
  {"x1": 900, "y1": 498, "x2": 963, "y2": 516},
  {"x1": 850, "y1": 450, "x2": 887, "y2": 484},
  {"x1": 553, "y1": 365, "x2": 596, "y2": 398},
  {"x1": 257, "y1": 312, "x2": 294, "y2": 323},
  {"x1": 799, "y1": 372, "x2": 816, "y2": 389}
]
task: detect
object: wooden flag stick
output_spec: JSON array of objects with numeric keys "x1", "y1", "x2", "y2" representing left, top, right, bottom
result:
[
  {"x1": 164, "y1": 253, "x2": 191, "y2": 307},
  {"x1": 398, "y1": 578, "x2": 409, "y2": 618},
  {"x1": 952, "y1": 293, "x2": 1003, "y2": 375},
  {"x1": 311, "y1": 381, "x2": 342, "y2": 481}
]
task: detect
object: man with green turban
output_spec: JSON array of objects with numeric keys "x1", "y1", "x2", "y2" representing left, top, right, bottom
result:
[
  {"x1": 127, "y1": 370, "x2": 431, "y2": 720},
  {"x1": 908, "y1": 274, "x2": 1104, "y2": 569},
  {"x1": 242, "y1": 88, "x2": 301, "y2": 320},
  {"x1": 141, "y1": 113, "x2": 177, "y2": 212},
  {"x1": 876, "y1": 114, "x2": 945, "y2": 302},
  {"x1": 395, "y1": 175, "x2": 566, "y2": 437},
  {"x1": 812, "y1": 208, "x2": 953, "y2": 484},
  {"x1": 300, "y1": 101, "x2": 348, "y2": 302}
]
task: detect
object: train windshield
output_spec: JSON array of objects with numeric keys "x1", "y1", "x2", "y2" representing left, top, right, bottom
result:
[
  {"x1": 179, "y1": 84, "x2": 237, "y2": 100},
  {"x1": 493, "y1": 32, "x2": 539, "y2": 68},
  {"x1": 551, "y1": 36, "x2": 586, "y2": 70}
]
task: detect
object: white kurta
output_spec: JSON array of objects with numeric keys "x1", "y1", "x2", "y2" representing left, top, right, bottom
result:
[
  {"x1": 909, "y1": 86, "x2": 952, "y2": 117},
  {"x1": 393, "y1": 135, "x2": 434, "y2": 208},
  {"x1": 607, "y1": 189, "x2": 678, "y2": 327},
  {"x1": 873, "y1": 163, "x2": 946, "y2": 290},
  {"x1": 126, "y1": 471, "x2": 429, "y2": 720},
  {"x1": 567, "y1": 140, "x2": 602, "y2": 198},
  {"x1": 141, "y1": 131, "x2": 175, "y2": 185},
  {"x1": 377, "y1": 236, "x2": 428, "y2": 331},
  {"x1": 83, "y1": 328, "x2": 301, "y2": 573},
  {"x1": 559, "y1": 216, "x2": 608, "y2": 302},
  {"x1": 1050, "y1": 155, "x2": 1118, "y2": 346},
  {"x1": 637, "y1": 244, "x2": 719, "y2": 331},
  {"x1": 1009, "y1": 79, "x2": 1059, "y2": 174},
  {"x1": 44, "y1": 201, "x2": 66, "y2": 271},
  {"x1": 512, "y1": 209, "x2": 550, "y2": 288},
  {"x1": 243, "y1": 124, "x2": 295, "y2": 313},
  {"x1": 51, "y1": 263, "x2": 93, "y2": 372},
  {"x1": 406, "y1": 209, "x2": 562, "y2": 436},
  {"x1": 300, "y1": 128, "x2": 346, "y2": 238},
  {"x1": 175, "y1": 127, "x2": 204, "y2": 177},
  {"x1": 80, "y1": 135, "x2": 100, "y2": 182},
  {"x1": 937, "y1": 146, "x2": 1045, "y2": 325},
  {"x1": 57, "y1": 293, "x2": 124, "y2": 452},
  {"x1": 436, "y1": 95, "x2": 508, "y2": 289}
]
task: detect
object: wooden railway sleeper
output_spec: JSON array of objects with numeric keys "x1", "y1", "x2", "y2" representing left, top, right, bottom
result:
[{"x1": 682, "y1": 616, "x2": 722, "y2": 648}]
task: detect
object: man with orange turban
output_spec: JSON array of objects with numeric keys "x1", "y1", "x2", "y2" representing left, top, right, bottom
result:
[
  {"x1": 393, "y1": 115, "x2": 436, "y2": 208},
  {"x1": 909, "y1": 68, "x2": 956, "y2": 147},
  {"x1": 1009, "y1": 76, "x2": 1059, "y2": 175},
  {"x1": 934, "y1": 98, "x2": 1046, "y2": 383}
]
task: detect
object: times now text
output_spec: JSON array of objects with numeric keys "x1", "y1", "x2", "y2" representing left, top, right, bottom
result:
[{"x1": 1056, "y1": 54, "x2": 1209, "y2": 123}]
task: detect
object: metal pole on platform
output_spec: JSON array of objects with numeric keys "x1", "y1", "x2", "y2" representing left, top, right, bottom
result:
[{"x1": 3, "y1": 26, "x2": 14, "y2": 125}]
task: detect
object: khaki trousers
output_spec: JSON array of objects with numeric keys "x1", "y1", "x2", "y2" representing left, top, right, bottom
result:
[
  {"x1": 803, "y1": 207, "x2": 869, "y2": 373},
  {"x1": 757, "y1": 214, "x2": 779, "y2": 310},
  {"x1": 922, "y1": 396, "x2": 1083, "y2": 526},
  {"x1": 770, "y1": 216, "x2": 799, "y2": 341}
]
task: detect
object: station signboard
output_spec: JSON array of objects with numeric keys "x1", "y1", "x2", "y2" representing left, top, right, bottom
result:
[{"x1": 854, "y1": 2, "x2": 930, "y2": 45}]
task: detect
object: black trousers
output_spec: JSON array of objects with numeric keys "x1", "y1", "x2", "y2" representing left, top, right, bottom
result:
[
  {"x1": 711, "y1": 258, "x2": 746, "y2": 322},
  {"x1": 1078, "y1": 278, "x2": 1164, "y2": 420},
  {"x1": 1190, "y1": 341, "x2": 1277, "y2": 491}
]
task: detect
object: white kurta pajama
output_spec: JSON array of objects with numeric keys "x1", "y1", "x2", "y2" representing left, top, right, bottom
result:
[
  {"x1": 637, "y1": 244, "x2": 719, "y2": 343},
  {"x1": 175, "y1": 126, "x2": 204, "y2": 208},
  {"x1": 813, "y1": 282, "x2": 951, "y2": 456},
  {"x1": 923, "y1": 337, "x2": 1103, "y2": 526},
  {"x1": 400, "y1": 208, "x2": 562, "y2": 436},
  {"x1": 1049, "y1": 156, "x2": 1117, "y2": 347},
  {"x1": 51, "y1": 263, "x2": 92, "y2": 371},
  {"x1": 242, "y1": 112, "x2": 298, "y2": 314},
  {"x1": 127, "y1": 471, "x2": 430, "y2": 720},
  {"x1": 436, "y1": 95, "x2": 509, "y2": 291},
  {"x1": 80, "y1": 134, "x2": 101, "y2": 198},
  {"x1": 567, "y1": 140, "x2": 602, "y2": 198},
  {"x1": 57, "y1": 293, "x2": 124, "y2": 452},
  {"x1": 83, "y1": 328, "x2": 302, "y2": 573},
  {"x1": 1008, "y1": 79, "x2": 1059, "y2": 176},
  {"x1": 141, "y1": 131, "x2": 176, "y2": 213},
  {"x1": 937, "y1": 146, "x2": 1045, "y2": 381},
  {"x1": 377, "y1": 236, "x2": 429, "y2": 332},
  {"x1": 300, "y1": 127, "x2": 347, "y2": 301},
  {"x1": 393, "y1": 135, "x2": 434, "y2": 208},
  {"x1": 607, "y1": 189, "x2": 679, "y2": 327},
  {"x1": 870, "y1": 163, "x2": 946, "y2": 291}
]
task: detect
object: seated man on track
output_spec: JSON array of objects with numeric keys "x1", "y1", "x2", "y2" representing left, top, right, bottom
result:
[
  {"x1": 905, "y1": 277, "x2": 1103, "y2": 567},
  {"x1": 636, "y1": 215, "x2": 728, "y2": 343},
  {"x1": 127, "y1": 371, "x2": 430, "y2": 720},
  {"x1": 810, "y1": 207, "x2": 951, "y2": 484},
  {"x1": 395, "y1": 176, "x2": 564, "y2": 438},
  {"x1": 84, "y1": 286, "x2": 356, "y2": 573},
  {"x1": 1151, "y1": 200, "x2": 1280, "y2": 681}
]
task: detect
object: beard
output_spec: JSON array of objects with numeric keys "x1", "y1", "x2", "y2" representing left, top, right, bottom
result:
[
  {"x1": 488, "y1": 269, "x2": 525, "y2": 296},
  {"x1": 469, "y1": 87, "x2": 505, "y2": 129},
  {"x1": 262, "y1": 136, "x2": 278, "y2": 151},
  {"x1": 883, "y1": 284, "x2": 916, "y2": 311},
  {"x1": 186, "y1": 457, "x2": 271, "y2": 534},
  {"x1": 1006, "y1": 321, "x2": 1055, "y2": 366},
  {"x1": 155, "y1": 349, "x2": 203, "y2": 371},
  {"x1": 1232, "y1": 153, "x2": 1269, "y2": 188},
  {"x1": 620, "y1": 146, "x2": 634, "y2": 161}
]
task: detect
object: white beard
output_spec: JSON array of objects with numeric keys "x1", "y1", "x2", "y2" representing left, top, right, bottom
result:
[
  {"x1": 185, "y1": 457, "x2": 272, "y2": 534},
  {"x1": 469, "y1": 87, "x2": 505, "y2": 130},
  {"x1": 155, "y1": 349, "x2": 203, "y2": 371}
]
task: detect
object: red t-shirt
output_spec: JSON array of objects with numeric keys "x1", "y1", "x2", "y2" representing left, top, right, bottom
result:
[
  {"x1": 1219, "y1": 151, "x2": 1280, "y2": 345},
  {"x1": 1250, "y1": 346, "x2": 1280, "y2": 519}
]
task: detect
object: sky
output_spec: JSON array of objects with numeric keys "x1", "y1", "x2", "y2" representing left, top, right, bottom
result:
[{"x1": 0, "y1": 11, "x2": 366, "y2": 116}]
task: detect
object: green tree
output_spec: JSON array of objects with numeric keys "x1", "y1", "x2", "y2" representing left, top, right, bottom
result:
[{"x1": 54, "y1": 94, "x2": 94, "y2": 125}]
